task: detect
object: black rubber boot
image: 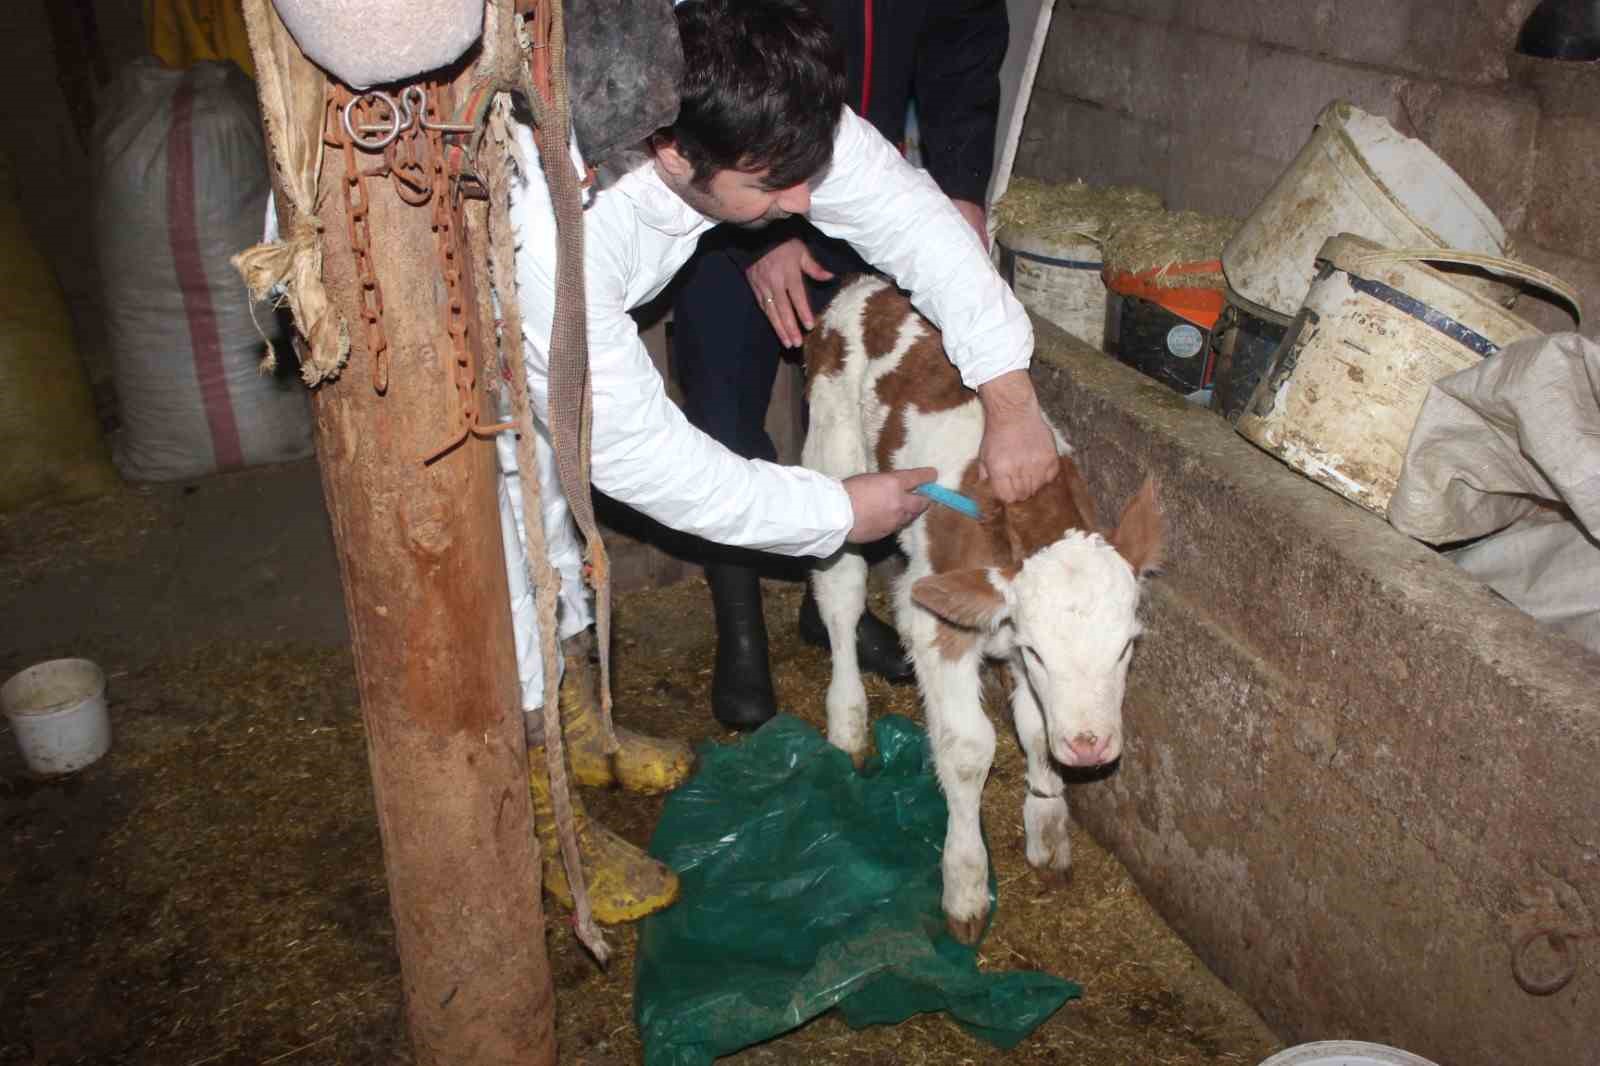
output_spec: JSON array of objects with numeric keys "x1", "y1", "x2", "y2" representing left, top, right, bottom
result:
[
  {"x1": 798, "y1": 586, "x2": 915, "y2": 684},
  {"x1": 706, "y1": 564, "x2": 780, "y2": 731}
]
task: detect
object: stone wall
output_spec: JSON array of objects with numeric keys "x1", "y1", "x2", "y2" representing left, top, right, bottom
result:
[{"x1": 1016, "y1": 0, "x2": 1599, "y2": 339}]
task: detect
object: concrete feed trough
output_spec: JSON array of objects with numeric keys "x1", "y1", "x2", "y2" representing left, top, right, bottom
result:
[{"x1": 1026, "y1": 313, "x2": 1600, "y2": 1066}]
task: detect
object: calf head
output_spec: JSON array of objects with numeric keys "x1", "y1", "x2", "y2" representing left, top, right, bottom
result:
[{"x1": 912, "y1": 479, "x2": 1162, "y2": 768}]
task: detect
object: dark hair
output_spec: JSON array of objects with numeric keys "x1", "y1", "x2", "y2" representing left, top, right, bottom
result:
[{"x1": 663, "y1": 0, "x2": 846, "y2": 190}]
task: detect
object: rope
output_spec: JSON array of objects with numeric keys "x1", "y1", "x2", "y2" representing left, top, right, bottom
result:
[
  {"x1": 485, "y1": 86, "x2": 608, "y2": 964},
  {"x1": 523, "y1": 0, "x2": 620, "y2": 763}
]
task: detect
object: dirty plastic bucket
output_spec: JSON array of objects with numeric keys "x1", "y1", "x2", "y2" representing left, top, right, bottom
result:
[
  {"x1": 1222, "y1": 101, "x2": 1510, "y2": 317},
  {"x1": 1209, "y1": 286, "x2": 1294, "y2": 422},
  {"x1": 1, "y1": 658, "x2": 112, "y2": 775},
  {"x1": 998, "y1": 225, "x2": 1112, "y2": 350},
  {"x1": 1237, "y1": 235, "x2": 1581, "y2": 515},
  {"x1": 1259, "y1": 1041, "x2": 1441, "y2": 1066}
]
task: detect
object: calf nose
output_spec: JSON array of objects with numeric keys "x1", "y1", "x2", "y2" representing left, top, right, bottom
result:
[{"x1": 1065, "y1": 732, "x2": 1112, "y2": 766}]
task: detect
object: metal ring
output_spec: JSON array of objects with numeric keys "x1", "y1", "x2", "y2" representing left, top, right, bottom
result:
[
  {"x1": 342, "y1": 91, "x2": 402, "y2": 151},
  {"x1": 763, "y1": 295, "x2": 774, "y2": 304},
  {"x1": 1512, "y1": 928, "x2": 1577, "y2": 996}
]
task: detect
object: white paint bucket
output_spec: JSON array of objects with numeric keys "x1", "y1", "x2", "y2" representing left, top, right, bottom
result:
[
  {"x1": 1222, "y1": 101, "x2": 1510, "y2": 318},
  {"x1": 997, "y1": 224, "x2": 1112, "y2": 350},
  {"x1": 1, "y1": 658, "x2": 112, "y2": 775},
  {"x1": 1236, "y1": 235, "x2": 1581, "y2": 515},
  {"x1": 1259, "y1": 1041, "x2": 1441, "y2": 1066}
]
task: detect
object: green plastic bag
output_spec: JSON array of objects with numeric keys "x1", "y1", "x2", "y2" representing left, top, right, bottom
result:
[{"x1": 635, "y1": 714, "x2": 1078, "y2": 1065}]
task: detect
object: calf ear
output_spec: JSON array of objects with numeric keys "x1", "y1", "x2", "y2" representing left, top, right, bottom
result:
[
  {"x1": 911, "y1": 568, "x2": 1013, "y2": 628},
  {"x1": 1111, "y1": 477, "x2": 1163, "y2": 577}
]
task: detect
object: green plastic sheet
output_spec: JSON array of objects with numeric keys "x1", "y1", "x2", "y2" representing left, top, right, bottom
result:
[{"x1": 634, "y1": 714, "x2": 1079, "y2": 1065}]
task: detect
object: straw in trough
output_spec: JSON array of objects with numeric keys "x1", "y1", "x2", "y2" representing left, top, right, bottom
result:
[
  {"x1": 1101, "y1": 211, "x2": 1241, "y2": 290},
  {"x1": 994, "y1": 177, "x2": 1164, "y2": 248}
]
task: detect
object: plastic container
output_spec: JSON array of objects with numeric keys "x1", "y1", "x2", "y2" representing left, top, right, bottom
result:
[
  {"x1": 1237, "y1": 235, "x2": 1581, "y2": 515},
  {"x1": 1259, "y1": 1040, "x2": 1441, "y2": 1066},
  {"x1": 998, "y1": 225, "x2": 1113, "y2": 350},
  {"x1": 1105, "y1": 260, "x2": 1227, "y2": 394},
  {"x1": 1209, "y1": 287, "x2": 1294, "y2": 422},
  {"x1": 1222, "y1": 101, "x2": 1510, "y2": 318},
  {"x1": 1, "y1": 658, "x2": 112, "y2": 775}
]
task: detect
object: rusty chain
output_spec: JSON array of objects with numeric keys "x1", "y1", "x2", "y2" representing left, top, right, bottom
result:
[
  {"x1": 327, "y1": 86, "x2": 390, "y2": 393},
  {"x1": 326, "y1": 80, "x2": 507, "y2": 450}
]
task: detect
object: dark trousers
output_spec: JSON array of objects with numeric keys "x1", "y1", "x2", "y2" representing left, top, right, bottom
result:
[{"x1": 672, "y1": 223, "x2": 871, "y2": 462}]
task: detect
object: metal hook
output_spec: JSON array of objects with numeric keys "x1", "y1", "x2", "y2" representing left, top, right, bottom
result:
[{"x1": 351, "y1": 86, "x2": 478, "y2": 142}]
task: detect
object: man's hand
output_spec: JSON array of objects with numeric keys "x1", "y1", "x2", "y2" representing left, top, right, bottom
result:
[
  {"x1": 842, "y1": 467, "x2": 937, "y2": 543},
  {"x1": 951, "y1": 198, "x2": 989, "y2": 251},
  {"x1": 977, "y1": 370, "x2": 1059, "y2": 503},
  {"x1": 746, "y1": 238, "x2": 837, "y2": 349}
]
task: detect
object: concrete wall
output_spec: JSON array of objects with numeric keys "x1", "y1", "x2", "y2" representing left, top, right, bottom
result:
[
  {"x1": 1015, "y1": 0, "x2": 1599, "y2": 340},
  {"x1": 1029, "y1": 314, "x2": 1600, "y2": 1065}
]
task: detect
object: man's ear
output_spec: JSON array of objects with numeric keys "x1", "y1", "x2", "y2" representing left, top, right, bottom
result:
[
  {"x1": 652, "y1": 135, "x2": 694, "y2": 182},
  {"x1": 911, "y1": 568, "x2": 1014, "y2": 629}
]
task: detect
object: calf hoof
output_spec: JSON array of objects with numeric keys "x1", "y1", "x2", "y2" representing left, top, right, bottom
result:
[
  {"x1": 946, "y1": 909, "x2": 988, "y2": 946},
  {"x1": 1031, "y1": 863, "x2": 1073, "y2": 889}
]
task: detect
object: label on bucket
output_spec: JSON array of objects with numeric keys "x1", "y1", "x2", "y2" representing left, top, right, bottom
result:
[{"x1": 1166, "y1": 323, "x2": 1204, "y2": 359}]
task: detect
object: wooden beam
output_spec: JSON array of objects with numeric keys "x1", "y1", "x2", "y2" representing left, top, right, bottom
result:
[{"x1": 308, "y1": 119, "x2": 556, "y2": 1065}]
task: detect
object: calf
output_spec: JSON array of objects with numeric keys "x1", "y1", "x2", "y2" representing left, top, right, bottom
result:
[{"x1": 802, "y1": 275, "x2": 1162, "y2": 944}]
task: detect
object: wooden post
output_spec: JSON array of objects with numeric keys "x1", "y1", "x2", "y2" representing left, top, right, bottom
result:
[{"x1": 309, "y1": 126, "x2": 557, "y2": 1065}]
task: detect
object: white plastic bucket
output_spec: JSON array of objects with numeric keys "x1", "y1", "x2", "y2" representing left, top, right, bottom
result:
[
  {"x1": 2, "y1": 658, "x2": 112, "y2": 775},
  {"x1": 1237, "y1": 235, "x2": 1581, "y2": 515},
  {"x1": 1223, "y1": 101, "x2": 1509, "y2": 317},
  {"x1": 997, "y1": 225, "x2": 1111, "y2": 350},
  {"x1": 1259, "y1": 1041, "x2": 1441, "y2": 1066}
]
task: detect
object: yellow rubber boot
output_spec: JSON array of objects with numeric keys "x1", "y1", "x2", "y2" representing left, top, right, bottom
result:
[
  {"x1": 528, "y1": 742, "x2": 680, "y2": 924},
  {"x1": 559, "y1": 631, "x2": 694, "y2": 795}
]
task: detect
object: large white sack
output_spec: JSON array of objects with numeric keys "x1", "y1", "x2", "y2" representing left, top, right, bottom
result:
[
  {"x1": 1389, "y1": 332, "x2": 1600, "y2": 653},
  {"x1": 93, "y1": 58, "x2": 312, "y2": 482}
]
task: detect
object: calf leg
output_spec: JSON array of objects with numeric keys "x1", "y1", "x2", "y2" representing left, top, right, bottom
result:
[
  {"x1": 1010, "y1": 660, "x2": 1072, "y2": 882},
  {"x1": 802, "y1": 378, "x2": 874, "y2": 765},
  {"x1": 811, "y1": 550, "x2": 870, "y2": 765},
  {"x1": 908, "y1": 613, "x2": 993, "y2": 944}
]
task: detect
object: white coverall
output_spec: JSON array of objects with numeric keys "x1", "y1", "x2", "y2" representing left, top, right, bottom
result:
[{"x1": 502, "y1": 106, "x2": 1034, "y2": 710}]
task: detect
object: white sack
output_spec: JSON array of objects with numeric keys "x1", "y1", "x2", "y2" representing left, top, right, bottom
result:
[
  {"x1": 1389, "y1": 332, "x2": 1600, "y2": 652},
  {"x1": 94, "y1": 58, "x2": 312, "y2": 482}
]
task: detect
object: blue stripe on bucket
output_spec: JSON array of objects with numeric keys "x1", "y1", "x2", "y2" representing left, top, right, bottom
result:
[
  {"x1": 1346, "y1": 273, "x2": 1501, "y2": 358},
  {"x1": 1009, "y1": 247, "x2": 1103, "y2": 271}
]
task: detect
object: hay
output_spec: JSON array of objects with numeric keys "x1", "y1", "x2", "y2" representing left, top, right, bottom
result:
[
  {"x1": 0, "y1": 551, "x2": 1282, "y2": 1065},
  {"x1": 994, "y1": 177, "x2": 1164, "y2": 248},
  {"x1": 1101, "y1": 211, "x2": 1241, "y2": 289}
]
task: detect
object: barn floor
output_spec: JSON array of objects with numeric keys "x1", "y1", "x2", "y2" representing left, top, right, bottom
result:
[{"x1": 0, "y1": 459, "x2": 1283, "y2": 1066}]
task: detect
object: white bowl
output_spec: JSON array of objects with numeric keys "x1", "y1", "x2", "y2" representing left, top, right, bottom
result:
[{"x1": 1261, "y1": 1041, "x2": 1441, "y2": 1066}]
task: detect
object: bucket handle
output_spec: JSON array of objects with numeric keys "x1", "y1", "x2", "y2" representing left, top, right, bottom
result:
[{"x1": 1349, "y1": 248, "x2": 1583, "y2": 326}]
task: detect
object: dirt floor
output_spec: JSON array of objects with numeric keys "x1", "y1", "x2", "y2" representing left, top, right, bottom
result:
[{"x1": 0, "y1": 462, "x2": 1283, "y2": 1066}]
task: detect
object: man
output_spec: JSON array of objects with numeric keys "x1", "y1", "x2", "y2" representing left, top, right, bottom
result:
[
  {"x1": 504, "y1": 0, "x2": 1059, "y2": 925},
  {"x1": 672, "y1": 0, "x2": 1010, "y2": 731}
]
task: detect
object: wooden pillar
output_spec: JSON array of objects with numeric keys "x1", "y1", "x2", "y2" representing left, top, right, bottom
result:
[{"x1": 309, "y1": 130, "x2": 556, "y2": 1064}]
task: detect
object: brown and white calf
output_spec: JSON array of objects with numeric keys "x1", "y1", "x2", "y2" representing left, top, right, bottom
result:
[{"x1": 802, "y1": 274, "x2": 1162, "y2": 944}]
